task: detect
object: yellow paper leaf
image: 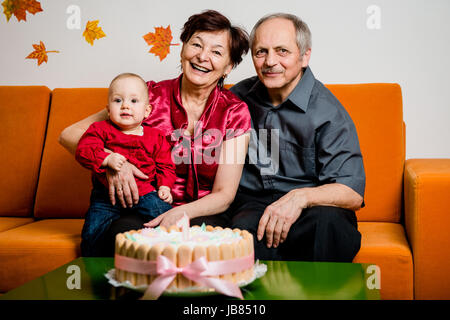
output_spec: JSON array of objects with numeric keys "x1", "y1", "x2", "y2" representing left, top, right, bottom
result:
[{"x1": 83, "y1": 20, "x2": 106, "y2": 46}]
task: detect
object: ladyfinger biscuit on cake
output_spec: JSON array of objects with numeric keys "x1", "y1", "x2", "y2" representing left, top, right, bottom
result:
[
  {"x1": 162, "y1": 245, "x2": 177, "y2": 289},
  {"x1": 148, "y1": 244, "x2": 163, "y2": 283},
  {"x1": 241, "y1": 229, "x2": 254, "y2": 251},
  {"x1": 193, "y1": 246, "x2": 206, "y2": 260},
  {"x1": 241, "y1": 230, "x2": 255, "y2": 277},
  {"x1": 177, "y1": 245, "x2": 192, "y2": 289},
  {"x1": 206, "y1": 225, "x2": 214, "y2": 232},
  {"x1": 159, "y1": 226, "x2": 167, "y2": 233},
  {"x1": 126, "y1": 241, "x2": 140, "y2": 285},
  {"x1": 244, "y1": 236, "x2": 254, "y2": 281},
  {"x1": 136, "y1": 244, "x2": 151, "y2": 286},
  {"x1": 207, "y1": 245, "x2": 220, "y2": 279},
  {"x1": 241, "y1": 230, "x2": 252, "y2": 240},
  {"x1": 115, "y1": 234, "x2": 126, "y2": 282},
  {"x1": 233, "y1": 241, "x2": 243, "y2": 283},
  {"x1": 115, "y1": 233, "x2": 126, "y2": 252},
  {"x1": 213, "y1": 226, "x2": 223, "y2": 231},
  {"x1": 219, "y1": 243, "x2": 233, "y2": 282},
  {"x1": 168, "y1": 225, "x2": 179, "y2": 233},
  {"x1": 119, "y1": 237, "x2": 132, "y2": 283},
  {"x1": 238, "y1": 236, "x2": 249, "y2": 282},
  {"x1": 121, "y1": 238, "x2": 133, "y2": 283}
]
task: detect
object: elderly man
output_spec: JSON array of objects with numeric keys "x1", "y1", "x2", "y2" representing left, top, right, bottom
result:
[{"x1": 222, "y1": 13, "x2": 365, "y2": 262}]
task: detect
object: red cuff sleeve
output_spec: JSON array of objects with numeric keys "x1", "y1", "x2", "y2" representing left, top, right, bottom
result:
[{"x1": 75, "y1": 122, "x2": 110, "y2": 174}]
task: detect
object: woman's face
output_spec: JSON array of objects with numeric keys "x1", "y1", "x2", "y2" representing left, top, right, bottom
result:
[{"x1": 181, "y1": 30, "x2": 233, "y2": 89}]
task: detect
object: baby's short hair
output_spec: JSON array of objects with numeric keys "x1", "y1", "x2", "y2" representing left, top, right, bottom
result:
[{"x1": 109, "y1": 72, "x2": 149, "y2": 100}]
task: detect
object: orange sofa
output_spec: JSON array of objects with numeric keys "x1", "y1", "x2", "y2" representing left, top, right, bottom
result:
[{"x1": 0, "y1": 84, "x2": 449, "y2": 300}]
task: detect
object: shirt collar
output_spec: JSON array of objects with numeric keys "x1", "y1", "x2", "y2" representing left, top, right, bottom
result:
[
  {"x1": 173, "y1": 74, "x2": 220, "y2": 108},
  {"x1": 172, "y1": 74, "x2": 220, "y2": 129},
  {"x1": 286, "y1": 66, "x2": 315, "y2": 112},
  {"x1": 247, "y1": 66, "x2": 315, "y2": 112}
]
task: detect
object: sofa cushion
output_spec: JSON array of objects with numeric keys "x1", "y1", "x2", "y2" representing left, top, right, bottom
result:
[
  {"x1": 353, "y1": 221, "x2": 413, "y2": 300},
  {"x1": 34, "y1": 88, "x2": 108, "y2": 218},
  {"x1": 0, "y1": 86, "x2": 51, "y2": 217},
  {"x1": 0, "y1": 219, "x2": 83, "y2": 292},
  {"x1": 327, "y1": 84, "x2": 404, "y2": 223},
  {"x1": 0, "y1": 217, "x2": 35, "y2": 232}
]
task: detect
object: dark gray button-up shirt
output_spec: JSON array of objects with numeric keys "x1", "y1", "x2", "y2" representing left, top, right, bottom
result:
[{"x1": 230, "y1": 67, "x2": 366, "y2": 199}]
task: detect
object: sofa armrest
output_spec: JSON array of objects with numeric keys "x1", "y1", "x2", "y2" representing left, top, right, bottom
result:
[{"x1": 404, "y1": 158, "x2": 450, "y2": 299}]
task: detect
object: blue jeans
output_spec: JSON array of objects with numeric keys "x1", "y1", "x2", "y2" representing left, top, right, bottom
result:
[{"x1": 80, "y1": 183, "x2": 172, "y2": 257}]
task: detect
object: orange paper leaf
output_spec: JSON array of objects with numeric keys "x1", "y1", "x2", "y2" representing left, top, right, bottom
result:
[
  {"x1": 83, "y1": 20, "x2": 106, "y2": 46},
  {"x1": 143, "y1": 25, "x2": 179, "y2": 61},
  {"x1": 25, "y1": 41, "x2": 59, "y2": 66},
  {"x1": 2, "y1": 0, "x2": 42, "y2": 22}
]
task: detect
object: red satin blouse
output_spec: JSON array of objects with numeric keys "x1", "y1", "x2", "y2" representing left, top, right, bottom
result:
[{"x1": 144, "y1": 75, "x2": 251, "y2": 206}]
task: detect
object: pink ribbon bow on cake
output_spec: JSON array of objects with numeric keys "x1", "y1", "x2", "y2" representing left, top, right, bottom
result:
[{"x1": 142, "y1": 255, "x2": 245, "y2": 300}]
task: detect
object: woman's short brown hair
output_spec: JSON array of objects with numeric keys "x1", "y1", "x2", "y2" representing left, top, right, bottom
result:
[{"x1": 180, "y1": 10, "x2": 249, "y2": 68}]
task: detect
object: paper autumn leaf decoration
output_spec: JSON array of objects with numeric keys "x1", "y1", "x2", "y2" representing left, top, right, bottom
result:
[
  {"x1": 143, "y1": 25, "x2": 179, "y2": 61},
  {"x1": 2, "y1": 0, "x2": 42, "y2": 22},
  {"x1": 83, "y1": 20, "x2": 106, "y2": 45},
  {"x1": 25, "y1": 41, "x2": 59, "y2": 66}
]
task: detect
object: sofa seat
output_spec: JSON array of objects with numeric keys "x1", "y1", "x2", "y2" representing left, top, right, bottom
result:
[
  {"x1": 0, "y1": 219, "x2": 83, "y2": 292},
  {"x1": 0, "y1": 217, "x2": 35, "y2": 232},
  {"x1": 0, "y1": 218, "x2": 413, "y2": 299},
  {"x1": 354, "y1": 222, "x2": 413, "y2": 300}
]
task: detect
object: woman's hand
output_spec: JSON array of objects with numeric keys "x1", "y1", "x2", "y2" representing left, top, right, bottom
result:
[
  {"x1": 105, "y1": 161, "x2": 149, "y2": 208},
  {"x1": 144, "y1": 207, "x2": 188, "y2": 229}
]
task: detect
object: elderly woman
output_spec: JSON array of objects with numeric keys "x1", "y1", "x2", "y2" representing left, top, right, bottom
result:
[{"x1": 59, "y1": 10, "x2": 251, "y2": 256}]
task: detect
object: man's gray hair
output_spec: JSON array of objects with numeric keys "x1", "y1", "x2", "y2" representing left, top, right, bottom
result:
[{"x1": 249, "y1": 13, "x2": 312, "y2": 56}]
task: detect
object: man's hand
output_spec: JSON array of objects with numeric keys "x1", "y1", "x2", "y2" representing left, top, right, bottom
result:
[
  {"x1": 103, "y1": 152, "x2": 127, "y2": 171},
  {"x1": 158, "y1": 186, "x2": 173, "y2": 204},
  {"x1": 105, "y1": 161, "x2": 149, "y2": 208},
  {"x1": 257, "y1": 189, "x2": 309, "y2": 248}
]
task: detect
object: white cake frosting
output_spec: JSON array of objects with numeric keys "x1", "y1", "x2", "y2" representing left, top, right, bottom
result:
[{"x1": 126, "y1": 224, "x2": 243, "y2": 249}]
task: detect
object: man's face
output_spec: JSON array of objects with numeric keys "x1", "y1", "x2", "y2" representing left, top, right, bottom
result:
[{"x1": 252, "y1": 18, "x2": 310, "y2": 101}]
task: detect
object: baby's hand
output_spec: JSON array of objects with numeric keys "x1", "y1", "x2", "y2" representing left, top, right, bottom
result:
[
  {"x1": 158, "y1": 186, "x2": 173, "y2": 204},
  {"x1": 104, "y1": 153, "x2": 127, "y2": 171}
]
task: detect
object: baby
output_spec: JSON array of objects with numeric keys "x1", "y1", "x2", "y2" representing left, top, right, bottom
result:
[{"x1": 75, "y1": 72, "x2": 176, "y2": 256}]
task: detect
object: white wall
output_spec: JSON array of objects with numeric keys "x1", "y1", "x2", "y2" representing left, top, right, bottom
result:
[{"x1": 1, "y1": 0, "x2": 449, "y2": 159}]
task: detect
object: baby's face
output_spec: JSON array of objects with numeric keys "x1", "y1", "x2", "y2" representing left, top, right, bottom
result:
[{"x1": 107, "y1": 77, "x2": 150, "y2": 131}]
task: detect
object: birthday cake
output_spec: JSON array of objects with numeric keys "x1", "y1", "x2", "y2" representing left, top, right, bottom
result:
[{"x1": 114, "y1": 224, "x2": 255, "y2": 293}]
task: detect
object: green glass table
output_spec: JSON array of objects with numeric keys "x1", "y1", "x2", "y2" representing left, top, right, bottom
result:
[{"x1": 0, "y1": 258, "x2": 379, "y2": 300}]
